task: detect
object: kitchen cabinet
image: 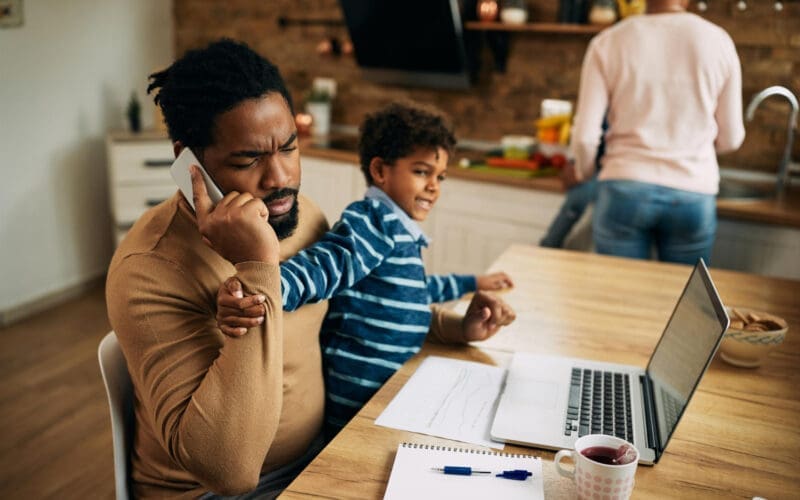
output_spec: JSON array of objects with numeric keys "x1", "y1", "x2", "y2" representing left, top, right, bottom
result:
[
  {"x1": 427, "y1": 177, "x2": 566, "y2": 274},
  {"x1": 300, "y1": 156, "x2": 365, "y2": 226},
  {"x1": 106, "y1": 131, "x2": 175, "y2": 247},
  {"x1": 712, "y1": 218, "x2": 800, "y2": 280}
]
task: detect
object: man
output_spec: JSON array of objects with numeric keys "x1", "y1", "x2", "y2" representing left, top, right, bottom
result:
[{"x1": 105, "y1": 38, "x2": 515, "y2": 499}]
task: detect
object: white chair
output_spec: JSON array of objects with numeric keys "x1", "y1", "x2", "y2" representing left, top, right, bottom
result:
[{"x1": 98, "y1": 331, "x2": 134, "y2": 500}]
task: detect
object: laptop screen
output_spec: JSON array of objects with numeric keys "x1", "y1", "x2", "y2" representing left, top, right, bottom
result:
[{"x1": 646, "y1": 260, "x2": 729, "y2": 453}]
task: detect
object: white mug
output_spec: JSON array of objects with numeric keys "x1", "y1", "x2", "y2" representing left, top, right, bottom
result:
[{"x1": 555, "y1": 434, "x2": 639, "y2": 500}]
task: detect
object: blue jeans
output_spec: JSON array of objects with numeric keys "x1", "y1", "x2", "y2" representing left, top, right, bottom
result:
[
  {"x1": 540, "y1": 176, "x2": 598, "y2": 248},
  {"x1": 592, "y1": 180, "x2": 717, "y2": 264}
]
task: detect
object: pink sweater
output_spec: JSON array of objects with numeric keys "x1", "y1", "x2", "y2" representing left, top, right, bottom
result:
[{"x1": 570, "y1": 12, "x2": 745, "y2": 194}]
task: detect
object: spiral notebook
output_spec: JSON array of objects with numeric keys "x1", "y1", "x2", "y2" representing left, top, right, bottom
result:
[{"x1": 383, "y1": 442, "x2": 543, "y2": 500}]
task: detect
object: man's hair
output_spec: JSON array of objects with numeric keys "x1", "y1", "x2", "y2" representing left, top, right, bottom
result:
[
  {"x1": 147, "y1": 38, "x2": 294, "y2": 149},
  {"x1": 358, "y1": 102, "x2": 457, "y2": 185}
]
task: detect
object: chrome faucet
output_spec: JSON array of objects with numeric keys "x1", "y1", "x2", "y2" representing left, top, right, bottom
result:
[{"x1": 745, "y1": 85, "x2": 799, "y2": 192}]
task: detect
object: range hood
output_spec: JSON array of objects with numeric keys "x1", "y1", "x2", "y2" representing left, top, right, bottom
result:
[{"x1": 338, "y1": 0, "x2": 478, "y2": 90}]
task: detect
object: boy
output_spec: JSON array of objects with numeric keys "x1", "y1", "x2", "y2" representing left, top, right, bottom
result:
[{"x1": 218, "y1": 102, "x2": 515, "y2": 434}]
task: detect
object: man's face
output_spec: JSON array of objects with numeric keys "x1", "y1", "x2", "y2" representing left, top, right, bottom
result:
[
  {"x1": 200, "y1": 93, "x2": 301, "y2": 239},
  {"x1": 374, "y1": 147, "x2": 448, "y2": 221}
]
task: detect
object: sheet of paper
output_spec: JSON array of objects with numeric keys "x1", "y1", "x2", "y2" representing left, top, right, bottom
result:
[
  {"x1": 375, "y1": 356, "x2": 507, "y2": 448},
  {"x1": 384, "y1": 442, "x2": 544, "y2": 500}
]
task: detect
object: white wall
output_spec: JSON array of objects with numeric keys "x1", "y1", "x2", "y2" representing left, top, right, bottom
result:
[{"x1": 0, "y1": 0, "x2": 173, "y2": 316}]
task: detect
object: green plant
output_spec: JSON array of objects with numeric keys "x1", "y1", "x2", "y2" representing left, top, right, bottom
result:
[
  {"x1": 126, "y1": 91, "x2": 141, "y2": 132},
  {"x1": 306, "y1": 87, "x2": 332, "y2": 103}
]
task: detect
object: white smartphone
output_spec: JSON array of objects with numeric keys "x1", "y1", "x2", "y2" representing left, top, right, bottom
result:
[{"x1": 169, "y1": 147, "x2": 224, "y2": 210}]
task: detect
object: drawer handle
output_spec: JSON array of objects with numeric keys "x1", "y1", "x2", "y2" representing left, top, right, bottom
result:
[
  {"x1": 143, "y1": 159, "x2": 174, "y2": 168},
  {"x1": 145, "y1": 198, "x2": 167, "y2": 207}
]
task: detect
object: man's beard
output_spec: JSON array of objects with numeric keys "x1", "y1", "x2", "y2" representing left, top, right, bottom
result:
[{"x1": 264, "y1": 188, "x2": 300, "y2": 240}]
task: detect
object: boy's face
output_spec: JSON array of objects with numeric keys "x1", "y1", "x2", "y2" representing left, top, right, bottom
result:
[
  {"x1": 199, "y1": 92, "x2": 301, "y2": 239},
  {"x1": 372, "y1": 147, "x2": 448, "y2": 221}
]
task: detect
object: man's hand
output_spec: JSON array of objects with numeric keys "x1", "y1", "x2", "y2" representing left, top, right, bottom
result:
[
  {"x1": 216, "y1": 277, "x2": 267, "y2": 337},
  {"x1": 461, "y1": 291, "x2": 516, "y2": 342},
  {"x1": 476, "y1": 272, "x2": 514, "y2": 291},
  {"x1": 191, "y1": 165, "x2": 280, "y2": 265}
]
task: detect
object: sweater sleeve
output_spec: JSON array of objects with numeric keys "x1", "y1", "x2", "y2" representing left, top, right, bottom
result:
[
  {"x1": 280, "y1": 200, "x2": 395, "y2": 311},
  {"x1": 713, "y1": 34, "x2": 745, "y2": 154},
  {"x1": 106, "y1": 255, "x2": 284, "y2": 495},
  {"x1": 427, "y1": 304, "x2": 466, "y2": 344},
  {"x1": 570, "y1": 37, "x2": 610, "y2": 181},
  {"x1": 426, "y1": 274, "x2": 477, "y2": 303}
]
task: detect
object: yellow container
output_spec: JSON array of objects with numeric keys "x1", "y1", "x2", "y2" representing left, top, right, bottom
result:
[{"x1": 617, "y1": 0, "x2": 646, "y2": 18}]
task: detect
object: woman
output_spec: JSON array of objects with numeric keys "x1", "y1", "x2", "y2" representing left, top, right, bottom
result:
[{"x1": 569, "y1": 0, "x2": 745, "y2": 264}]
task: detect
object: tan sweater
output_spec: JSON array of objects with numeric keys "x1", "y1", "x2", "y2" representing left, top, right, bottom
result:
[{"x1": 106, "y1": 192, "x2": 465, "y2": 498}]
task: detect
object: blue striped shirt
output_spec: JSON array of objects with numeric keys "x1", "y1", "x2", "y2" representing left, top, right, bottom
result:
[{"x1": 280, "y1": 188, "x2": 476, "y2": 430}]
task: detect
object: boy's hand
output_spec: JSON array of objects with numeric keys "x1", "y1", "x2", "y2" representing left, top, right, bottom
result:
[
  {"x1": 476, "y1": 272, "x2": 514, "y2": 291},
  {"x1": 216, "y1": 277, "x2": 266, "y2": 337},
  {"x1": 461, "y1": 291, "x2": 516, "y2": 342}
]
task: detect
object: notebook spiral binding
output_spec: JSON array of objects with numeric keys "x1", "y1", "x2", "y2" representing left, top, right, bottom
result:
[{"x1": 399, "y1": 442, "x2": 530, "y2": 458}]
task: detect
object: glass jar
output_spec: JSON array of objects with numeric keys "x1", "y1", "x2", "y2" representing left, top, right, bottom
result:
[
  {"x1": 500, "y1": 0, "x2": 528, "y2": 25},
  {"x1": 589, "y1": 0, "x2": 618, "y2": 25}
]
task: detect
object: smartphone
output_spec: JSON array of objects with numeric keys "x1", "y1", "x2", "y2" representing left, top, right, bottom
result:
[{"x1": 169, "y1": 147, "x2": 224, "y2": 210}]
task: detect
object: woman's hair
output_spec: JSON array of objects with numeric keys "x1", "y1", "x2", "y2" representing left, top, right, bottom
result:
[
  {"x1": 147, "y1": 38, "x2": 294, "y2": 148},
  {"x1": 358, "y1": 102, "x2": 457, "y2": 185}
]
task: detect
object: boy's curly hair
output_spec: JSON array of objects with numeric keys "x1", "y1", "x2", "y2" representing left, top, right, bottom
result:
[{"x1": 358, "y1": 102, "x2": 456, "y2": 185}]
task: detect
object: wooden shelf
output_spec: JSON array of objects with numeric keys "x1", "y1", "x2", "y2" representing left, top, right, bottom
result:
[{"x1": 465, "y1": 21, "x2": 603, "y2": 35}]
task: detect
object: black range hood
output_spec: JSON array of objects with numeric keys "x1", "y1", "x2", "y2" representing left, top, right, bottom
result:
[{"x1": 338, "y1": 0, "x2": 478, "y2": 90}]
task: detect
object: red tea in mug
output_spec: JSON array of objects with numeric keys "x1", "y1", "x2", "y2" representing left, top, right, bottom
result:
[{"x1": 581, "y1": 444, "x2": 637, "y2": 465}]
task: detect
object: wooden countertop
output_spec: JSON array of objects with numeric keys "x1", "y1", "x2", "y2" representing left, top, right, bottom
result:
[
  {"x1": 282, "y1": 245, "x2": 800, "y2": 500},
  {"x1": 300, "y1": 140, "x2": 800, "y2": 229},
  {"x1": 106, "y1": 131, "x2": 798, "y2": 228}
]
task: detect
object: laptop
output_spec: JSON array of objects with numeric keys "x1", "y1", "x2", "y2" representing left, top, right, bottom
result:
[{"x1": 490, "y1": 259, "x2": 729, "y2": 465}]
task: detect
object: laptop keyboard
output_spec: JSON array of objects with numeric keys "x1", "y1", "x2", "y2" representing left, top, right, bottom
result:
[{"x1": 564, "y1": 368, "x2": 633, "y2": 442}]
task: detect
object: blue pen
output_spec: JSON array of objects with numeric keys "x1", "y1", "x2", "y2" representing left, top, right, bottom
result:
[
  {"x1": 432, "y1": 466, "x2": 491, "y2": 476},
  {"x1": 496, "y1": 469, "x2": 533, "y2": 480}
]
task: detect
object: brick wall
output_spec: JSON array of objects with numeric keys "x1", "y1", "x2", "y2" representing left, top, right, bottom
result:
[{"x1": 173, "y1": 0, "x2": 799, "y2": 173}]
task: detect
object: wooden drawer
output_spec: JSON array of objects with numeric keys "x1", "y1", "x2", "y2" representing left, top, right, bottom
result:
[
  {"x1": 109, "y1": 140, "x2": 175, "y2": 184},
  {"x1": 112, "y1": 183, "x2": 178, "y2": 225}
]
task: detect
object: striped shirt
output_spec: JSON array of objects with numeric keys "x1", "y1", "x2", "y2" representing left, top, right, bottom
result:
[{"x1": 280, "y1": 187, "x2": 476, "y2": 430}]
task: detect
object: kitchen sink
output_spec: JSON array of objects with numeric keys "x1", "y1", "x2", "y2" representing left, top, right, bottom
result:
[
  {"x1": 717, "y1": 167, "x2": 777, "y2": 200},
  {"x1": 717, "y1": 176, "x2": 774, "y2": 200}
]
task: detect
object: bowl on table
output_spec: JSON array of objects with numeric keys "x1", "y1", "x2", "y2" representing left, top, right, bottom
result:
[{"x1": 719, "y1": 307, "x2": 788, "y2": 368}]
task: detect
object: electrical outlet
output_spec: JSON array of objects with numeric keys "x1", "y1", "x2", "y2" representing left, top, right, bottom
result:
[{"x1": 0, "y1": 0, "x2": 23, "y2": 28}]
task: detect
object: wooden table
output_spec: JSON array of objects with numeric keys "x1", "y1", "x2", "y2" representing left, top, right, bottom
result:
[{"x1": 282, "y1": 246, "x2": 800, "y2": 499}]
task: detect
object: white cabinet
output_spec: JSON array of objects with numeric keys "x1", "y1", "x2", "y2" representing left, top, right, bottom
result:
[
  {"x1": 427, "y1": 178, "x2": 565, "y2": 274},
  {"x1": 106, "y1": 132, "x2": 174, "y2": 246},
  {"x1": 300, "y1": 156, "x2": 365, "y2": 226},
  {"x1": 712, "y1": 219, "x2": 800, "y2": 280}
]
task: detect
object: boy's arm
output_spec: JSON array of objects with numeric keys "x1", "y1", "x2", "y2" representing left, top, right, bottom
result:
[
  {"x1": 428, "y1": 291, "x2": 517, "y2": 344},
  {"x1": 426, "y1": 274, "x2": 477, "y2": 303},
  {"x1": 281, "y1": 200, "x2": 395, "y2": 310}
]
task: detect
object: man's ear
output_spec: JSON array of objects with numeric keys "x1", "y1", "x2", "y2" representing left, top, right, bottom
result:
[{"x1": 369, "y1": 157, "x2": 387, "y2": 186}]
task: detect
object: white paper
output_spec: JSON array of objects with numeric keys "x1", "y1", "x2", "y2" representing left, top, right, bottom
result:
[
  {"x1": 375, "y1": 356, "x2": 507, "y2": 448},
  {"x1": 384, "y1": 443, "x2": 544, "y2": 500}
]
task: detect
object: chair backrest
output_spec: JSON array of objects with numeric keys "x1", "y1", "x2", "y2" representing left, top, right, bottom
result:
[{"x1": 98, "y1": 331, "x2": 134, "y2": 500}]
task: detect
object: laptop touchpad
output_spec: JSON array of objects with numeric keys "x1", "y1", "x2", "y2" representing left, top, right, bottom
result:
[{"x1": 509, "y1": 379, "x2": 559, "y2": 410}]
